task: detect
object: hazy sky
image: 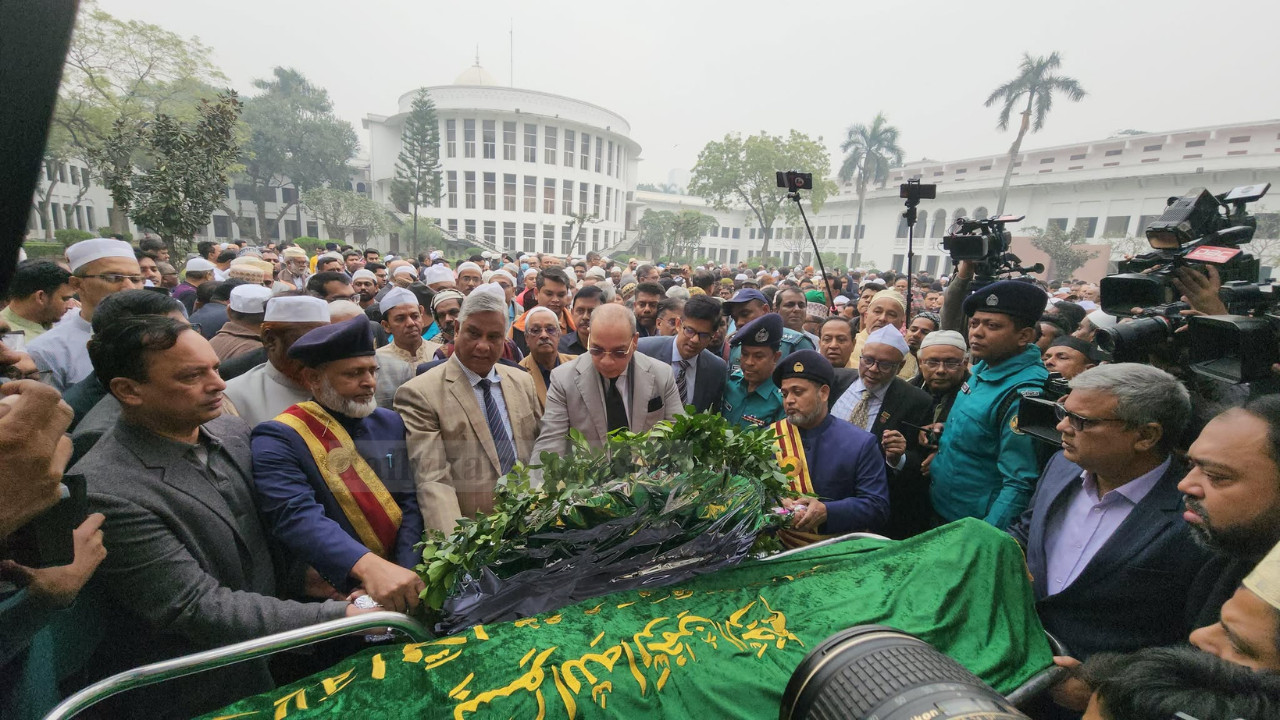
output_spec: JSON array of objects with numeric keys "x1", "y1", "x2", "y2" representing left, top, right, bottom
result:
[{"x1": 98, "y1": 0, "x2": 1280, "y2": 185}]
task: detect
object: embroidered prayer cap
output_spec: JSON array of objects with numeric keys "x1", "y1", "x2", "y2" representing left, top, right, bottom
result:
[
  {"x1": 287, "y1": 313, "x2": 376, "y2": 367},
  {"x1": 393, "y1": 265, "x2": 419, "y2": 279},
  {"x1": 919, "y1": 330, "x2": 967, "y2": 352},
  {"x1": 423, "y1": 264, "x2": 455, "y2": 286},
  {"x1": 870, "y1": 289, "x2": 907, "y2": 313},
  {"x1": 806, "y1": 302, "x2": 830, "y2": 320},
  {"x1": 431, "y1": 289, "x2": 465, "y2": 312},
  {"x1": 379, "y1": 287, "x2": 419, "y2": 315},
  {"x1": 351, "y1": 269, "x2": 376, "y2": 282},
  {"x1": 281, "y1": 246, "x2": 308, "y2": 260},
  {"x1": 264, "y1": 295, "x2": 331, "y2": 324}
]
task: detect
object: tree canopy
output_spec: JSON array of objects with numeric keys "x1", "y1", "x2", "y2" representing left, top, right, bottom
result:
[
  {"x1": 636, "y1": 209, "x2": 718, "y2": 261},
  {"x1": 302, "y1": 187, "x2": 390, "y2": 246}
]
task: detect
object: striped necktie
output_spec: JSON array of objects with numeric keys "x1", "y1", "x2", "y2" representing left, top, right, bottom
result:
[
  {"x1": 676, "y1": 359, "x2": 690, "y2": 405},
  {"x1": 477, "y1": 378, "x2": 516, "y2": 475}
]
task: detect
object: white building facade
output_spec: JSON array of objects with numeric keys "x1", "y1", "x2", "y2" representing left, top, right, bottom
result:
[
  {"x1": 364, "y1": 63, "x2": 641, "y2": 257},
  {"x1": 640, "y1": 120, "x2": 1280, "y2": 275}
]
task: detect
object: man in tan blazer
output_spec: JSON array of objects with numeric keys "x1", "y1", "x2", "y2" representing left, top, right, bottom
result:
[
  {"x1": 395, "y1": 289, "x2": 541, "y2": 534},
  {"x1": 532, "y1": 303, "x2": 684, "y2": 457}
]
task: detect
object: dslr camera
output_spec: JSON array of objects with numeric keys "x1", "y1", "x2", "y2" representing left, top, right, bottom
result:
[{"x1": 943, "y1": 214, "x2": 1042, "y2": 289}]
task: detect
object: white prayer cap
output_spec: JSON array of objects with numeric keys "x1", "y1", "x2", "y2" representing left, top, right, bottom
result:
[
  {"x1": 228, "y1": 284, "x2": 272, "y2": 314},
  {"x1": 472, "y1": 282, "x2": 506, "y2": 301},
  {"x1": 1086, "y1": 309, "x2": 1118, "y2": 330},
  {"x1": 491, "y1": 269, "x2": 516, "y2": 285},
  {"x1": 481, "y1": 250, "x2": 493, "y2": 259},
  {"x1": 865, "y1": 323, "x2": 910, "y2": 356},
  {"x1": 456, "y1": 261, "x2": 483, "y2": 274},
  {"x1": 1244, "y1": 541, "x2": 1280, "y2": 612},
  {"x1": 429, "y1": 250, "x2": 443, "y2": 260},
  {"x1": 185, "y1": 257, "x2": 217, "y2": 273},
  {"x1": 833, "y1": 295, "x2": 851, "y2": 307},
  {"x1": 919, "y1": 330, "x2": 967, "y2": 352},
  {"x1": 379, "y1": 287, "x2": 419, "y2": 314},
  {"x1": 585, "y1": 266, "x2": 607, "y2": 280},
  {"x1": 264, "y1": 295, "x2": 330, "y2": 323},
  {"x1": 735, "y1": 273, "x2": 748, "y2": 281},
  {"x1": 524, "y1": 268, "x2": 539, "y2": 278},
  {"x1": 317, "y1": 252, "x2": 342, "y2": 264},
  {"x1": 393, "y1": 265, "x2": 419, "y2": 279},
  {"x1": 327, "y1": 300, "x2": 364, "y2": 322},
  {"x1": 423, "y1": 264, "x2": 454, "y2": 285},
  {"x1": 282, "y1": 246, "x2": 308, "y2": 260},
  {"x1": 351, "y1": 268, "x2": 376, "y2": 282},
  {"x1": 66, "y1": 238, "x2": 135, "y2": 272}
]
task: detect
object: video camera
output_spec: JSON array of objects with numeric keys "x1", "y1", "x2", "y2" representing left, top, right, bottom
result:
[
  {"x1": 1099, "y1": 183, "x2": 1269, "y2": 316},
  {"x1": 943, "y1": 214, "x2": 1044, "y2": 289}
]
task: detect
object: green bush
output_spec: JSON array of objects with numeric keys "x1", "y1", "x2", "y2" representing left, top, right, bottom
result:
[
  {"x1": 22, "y1": 241, "x2": 66, "y2": 259},
  {"x1": 292, "y1": 237, "x2": 324, "y2": 254},
  {"x1": 97, "y1": 228, "x2": 133, "y2": 242},
  {"x1": 463, "y1": 246, "x2": 486, "y2": 259},
  {"x1": 54, "y1": 228, "x2": 95, "y2": 247}
]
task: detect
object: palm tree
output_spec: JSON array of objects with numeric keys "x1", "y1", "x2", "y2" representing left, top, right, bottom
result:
[
  {"x1": 839, "y1": 112, "x2": 904, "y2": 262},
  {"x1": 985, "y1": 52, "x2": 1086, "y2": 216}
]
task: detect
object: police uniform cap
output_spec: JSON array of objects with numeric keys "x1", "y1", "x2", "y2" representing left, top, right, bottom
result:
[
  {"x1": 731, "y1": 312, "x2": 783, "y2": 349},
  {"x1": 772, "y1": 349, "x2": 834, "y2": 389},
  {"x1": 961, "y1": 280, "x2": 1048, "y2": 324},
  {"x1": 287, "y1": 313, "x2": 376, "y2": 367},
  {"x1": 722, "y1": 288, "x2": 768, "y2": 314}
]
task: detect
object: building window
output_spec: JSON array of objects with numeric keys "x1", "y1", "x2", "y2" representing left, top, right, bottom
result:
[
  {"x1": 307, "y1": 221, "x2": 319, "y2": 237},
  {"x1": 69, "y1": 166, "x2": 79, "y2": 185},
  {"x1": 463, "y1": 119, "x2": 476, "y2": 158},
  {"x1": 545, "y1": 126, "x2": 558, "y2": 164},
  {"x1": 446, "y1": 171, "x2": 458, "y2": 208},
  {"x1": 281, "y1": 186, "x2": 298, "y2": 204},
  {"x1": 563, "y1": 180, "x2": 574, "y2": 215},
  {"x1": 544, "y1": 178, "x2": 556, "y2": 214},
  {"x1": 1229, "y1": 136, "x2": 1251, "y2": 144},
  {"x1": 933, "y1": 171, "x2": 944, "y2": 176},
  {"x1": 1047, "y1": 218, "x2": 1068, "y2": 231},
  {"x1": 580, "y1": 133, "x2": 590, "y2": 171},
  {"x1": 523, "y1": 223, "x2": 536, "y2": 253},
  {"x1": 504, "y1": 221, "x2": 516, "y2": 251},
  {"x1": 1075, "y1": 217, "x2": 1098, "y2": 238},
  {"x1": 1102, "y1": 216, "x2": 1130, "y2": 237},
  {"x1": 543, "y1": 224, "x2": 555, "y2": 253},
  {"x1": 237, "y1": 217, "x2": 257, "y2": 239},
  {"x1": 841, "y1": 225, "x2": 852, "y2": 240},
  {"x1": 483, "y1": 172, "x2": 496, "y2": 210},
  {"x1": 524, "y1": 123, "x2": 537, "y2": 163},
  {"x1": 955, "y1": 168, "x2": 967, "y2": 174},
  {"x1": 604, "y1": 187, "x2": 611, "y2": 220},
  {"x1": 592, "y1": 185, "x2": 601, "y2": 216},
  {"x1": 464, "y1": 171, "x2": 476, "y2": 209},
  {"x1": 524, "y1": 176, "x2": 537, "y2": 212},
  {"x1": 1184, "y1": 154, "x2": 1203, "y2": 159},
  {"x1": 979, "y1": 164, "x2": 992, "y2": 171},
  {"x1": 1070, "y1": 153, "x2": 1087, "y2": 161},
  {"x1": 482, "y1": 120, "x2": 496, "y2": 159},
  {"x1": 815, "y1": 226, "x2": 826, "y2": 240},
  {"x1": 504, "y1": 174, "x2": 517, "y2": 211},
  {"x1": 214, "y1": 215, "x2": 230, "y2": 238},
  {"x1": 59, "y1": 164, "x2": 67, "y2": 183},
  {"x1": 595, "y1": 137, "x2": 603, "y2": 173},
  {"x1": 1185, "y1": 139, "x2": 1206, "y2": 148},
  {"x1": 484, "y1": 220, "x2": 496, "y2": 247},
  {"x1": 44, "y1": 162, "x2": 54, "y2": 182},
  {"x1": 1104, "y1": 149, "x2": 1122, "y2": 156},
  {"x1": 445, "y1": 119, "x2": 456, "y2": 158},
  {"x1": 1039, "y1": 157, "x2": 1055, "y2": 164},
  {"x1": 1142, "y1": 144, "x2": 1161, "y2": 152},
  {"x1": 561, "y1": 224, "x2": 573, "y2": 254},
  {"x1": 749, "y1": 228, "x2": 757, "y2": 240},
  {"x1": 579, "y1": 182, "x2": 588, "y2": 214},
  {"x1": 592, "y1": 228, "x2": 599, "y2": 252},
  {"x1": 465, "y1": 219, "x2": 476, "y2": 240},
  {"x1": 1141, "y1": 157, "x2": 1160, "y2": 163},
  {"x1": 503, "y1": 121, "x2": 516, "y2": 161},
  {"x1": 283, "y1": 218, "x2": 298, "y2": 240},
  {"x1": 447, "y1": 219, "x2": 458, "y2": 234},
  {"x1": 564, "y1": 129, "x2": 575, "y2": 167},
  {"x1": 607, "y1": 140, "x2": 615, "y2": 175}
]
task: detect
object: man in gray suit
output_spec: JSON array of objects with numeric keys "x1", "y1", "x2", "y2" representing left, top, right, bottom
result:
[
  {"x1": 74, "y1": 315, "x2": 358, "y2": 718},
  {"x1": 637, "y1": 294, "x2": 727, "y2": 414},
  {"x1": 533, "y1": 303, "x2": 684, "y2": 456}
]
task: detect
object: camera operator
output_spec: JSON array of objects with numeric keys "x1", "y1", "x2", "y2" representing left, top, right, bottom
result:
[
  {"x1": 1042, "y1": 336, "x2": 1105, "y2": 380},
  {"x1": 928, "y1": 280, "x2": 1049, "y2": 530}
]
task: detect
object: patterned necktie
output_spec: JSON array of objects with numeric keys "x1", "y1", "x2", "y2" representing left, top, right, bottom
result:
[
  {"x1": 477, "y1": 378, "x2": 516, "y2": 475},
  {"x1": 848, "y1": 388, "x2": 874, "y2": 429},
  {"x1": 676, "y1": 359, "x2": 690, "y2": 405},
  {"x1": 605, "y1": 377, "x2": 629, "y2": 433}
]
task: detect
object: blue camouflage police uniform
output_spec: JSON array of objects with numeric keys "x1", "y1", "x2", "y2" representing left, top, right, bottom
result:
[
  {"x1": 722, "y1": 313, "x2": 786, "y2": 429},
  {"x1": 929, "y1": 280, "x2": 1049, "y2": 530}
]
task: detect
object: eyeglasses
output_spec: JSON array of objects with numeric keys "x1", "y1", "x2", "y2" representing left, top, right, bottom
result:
[
  {"x1": 680, "y1": 325, "x2": 712, "y2": 343},
  {"x1": 526, "y1": 325, "x2": 558, "y2": 336},
  {"x1": 659, "y1": 317, "x2": 679, "y2": 327},
  {"x1": 859, "y1": 355, "x2": 901, "y2": 371},
  {"x1": 81, "y1": 273, "x2": 143, "y2": 284},
  {"x1": 921, "y1": 359, "x2": 964, "y2": 370},
  {"x1": 588, "y1": 341, "x2": 634, "y2": 359},
  {"x1": 1054, "y1": 401, "x2": 1127, "y2": 431}
]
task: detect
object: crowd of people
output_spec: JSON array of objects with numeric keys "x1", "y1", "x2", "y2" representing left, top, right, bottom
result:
[{"x1": 2, "y1": 234, "x2": 1279, "y2": 719}]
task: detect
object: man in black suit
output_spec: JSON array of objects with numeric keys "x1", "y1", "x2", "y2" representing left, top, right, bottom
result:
[
  {"x1": 637, "y1": 295, "x2": 728, "y2": 413},
  {"x1": 1008, "y1": 363, "x2": 1210, "y2": 662},
  {"x1": 558, "y1": 284, "x2": 602, "y2": 356},
  {"x1": 828, "y1": 322, "x2": 933, "y2": 538}
]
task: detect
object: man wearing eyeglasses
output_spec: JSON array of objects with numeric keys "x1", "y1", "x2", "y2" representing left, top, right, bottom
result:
[
  {"x1": 911, "y1": 330, "x2": 969, "y2": 425},
  {"x1": 1007, "y1": 363, "x2": 1210, "y2": 666},
  {"x1": 28, "y1": 238, "x2": 143, "y2": 392},
  {"x1": 654, "y1": 298, "x2": 683, "y2": 338},
  {"x1": 533, "y1": 304, "x2": 683, "y2": 455},
  {"x1": 638, "y1": 295, "x2": 728, "y2": 414},
  {"x1": 929, "y1": 280, "x2": 1049, "y2": 530}
]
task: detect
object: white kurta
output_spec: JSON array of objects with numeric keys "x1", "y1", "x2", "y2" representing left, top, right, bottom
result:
[
  {"x1": 220, "y1": 362, "x2": 310, "y2": 427},
  {"x1": 27, "y1": 312, "x2": 93, "y2": 392}
]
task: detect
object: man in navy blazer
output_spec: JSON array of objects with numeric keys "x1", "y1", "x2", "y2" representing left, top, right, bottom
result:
[
  {"x1": 636, "y1": 295, "x2": 727, "y2": 413},
  {"x1": 1009, "y1": 363, "x2": 1212, "y2": 661}
]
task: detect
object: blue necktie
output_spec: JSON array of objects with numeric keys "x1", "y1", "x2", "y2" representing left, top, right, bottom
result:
[{"x1": 478, "y1": 378, "x2": 516, "y2": 475}]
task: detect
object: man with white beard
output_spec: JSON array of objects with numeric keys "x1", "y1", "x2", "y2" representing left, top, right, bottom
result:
[{"x1": 249, "y1": 313, "x2": 425, "y2": 612}]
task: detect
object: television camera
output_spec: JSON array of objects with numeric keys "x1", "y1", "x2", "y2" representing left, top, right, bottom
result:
[{"x1": 943, "y1": 214, "x2": 1044, "y2": 289}]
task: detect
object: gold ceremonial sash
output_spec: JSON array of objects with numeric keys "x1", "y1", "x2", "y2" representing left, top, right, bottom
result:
[
  {"x1": 772, "y1": 419, "x2": 814, "y2": 495},
  {"x1": 274, "y1": 402, "x2": 402, "y2": 557}
]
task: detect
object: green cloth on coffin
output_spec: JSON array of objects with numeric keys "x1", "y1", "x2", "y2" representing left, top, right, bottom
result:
[{"x1": 200, "y1": 520, "x2": 1051, "y2": 720}]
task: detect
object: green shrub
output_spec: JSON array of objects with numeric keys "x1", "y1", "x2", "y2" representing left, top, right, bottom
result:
[
  {"x1": 54, "y1": 228, "x2": 95, "y2": 247},
  {"x1": 97, "y1": 228, "x2": 133, "y2": 242},
  {"x1": 22, "y1": 241, "x2": 66, "y2": 259},
  {"x1": 291, "y1": 237, "x2": 324, "y2": 254}
]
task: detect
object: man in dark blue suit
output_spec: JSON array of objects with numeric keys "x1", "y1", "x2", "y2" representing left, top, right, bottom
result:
[
  {"x1": 1009, "y1": 363, "x2": 1211, "y2": 661},
  {"x1": 251, "y1": 314, "x2": 425, "y2": 613},
  {"x1": 636, "y1": 294, "x2": 728, "y2": 413}
]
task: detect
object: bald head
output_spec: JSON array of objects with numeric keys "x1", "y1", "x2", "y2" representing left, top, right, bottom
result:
[{"x1": 591, "y1": 303, "x2": 637, "y2": 336}]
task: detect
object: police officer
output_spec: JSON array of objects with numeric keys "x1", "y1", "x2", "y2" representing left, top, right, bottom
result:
[
  {"x1": 928, "y1": 280, "x2": 1049, "y2": 530},
  {"x1": 722, "y1": 313, "x2": 785, "y2": 429},
  {"x1": 722, "y1": 288, "x2": 814, "y2": 372}
]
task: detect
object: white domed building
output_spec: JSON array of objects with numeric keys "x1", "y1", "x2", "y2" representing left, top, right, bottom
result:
[{"x1": 365, "y1": 61, "x2": 641, "y2": 257}]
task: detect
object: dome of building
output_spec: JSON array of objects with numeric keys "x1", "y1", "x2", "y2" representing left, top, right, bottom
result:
[{"x1": 454, "y1": 61, "x2": 497, "y2": 87}]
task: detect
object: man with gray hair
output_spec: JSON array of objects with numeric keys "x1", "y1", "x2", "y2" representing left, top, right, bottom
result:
[
  {"x1": 1008, "y1": 363, "x2": 1212, "y2": 662},
  {"x1": 395, "y1": 289, "x2": 542, "y2": 533}
]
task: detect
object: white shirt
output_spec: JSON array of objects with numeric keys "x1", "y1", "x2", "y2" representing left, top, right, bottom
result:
[
  {"x1": 669, "y1": 340, "x2": 698, "y2": 406},
  {"x1": 222, "y1": 362, "x2": 310, "y2": 426},
  {"x1": 27, "y1": 311, "x2": 94, "y2": 392},
  {"x1": 455, "y1": 356, "x2": 515, "y2": 443},
  {"x1": 830, "y1": 377, "x2": 886, "y2": 431}
]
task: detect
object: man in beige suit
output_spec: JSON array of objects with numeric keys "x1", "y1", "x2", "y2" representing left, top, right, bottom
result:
[
  {"x1": 532, "y1": 304, "x2": 684, "y2": 457},
  {"x1": 395, "y1": 289, "x2": 541, "y2": 533}
]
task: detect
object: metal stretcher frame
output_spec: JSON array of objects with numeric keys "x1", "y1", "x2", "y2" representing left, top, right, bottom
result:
[{"x1": 42, "y1": 611, "x2": 431, "y2": 720}]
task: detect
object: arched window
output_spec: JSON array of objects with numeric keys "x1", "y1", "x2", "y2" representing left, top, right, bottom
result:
[
  {"x1": 952, "y1": 207, "x2": 967, "y2": 221},
  {"x1": 356, "y1": 182, "x2": 367, "y2": 193},
  {"x1": 346, "y1": 181, "x2": 354, "y2": 191},
  {"x1": 931, "y1": 209, "x2": 948, "y2": 238},
  {"x1": 972, "y1": 206, "x2": 989, "y2": 220},
  {"x1": 916, "y1": 207, "x2": 927, "y2": 238}
]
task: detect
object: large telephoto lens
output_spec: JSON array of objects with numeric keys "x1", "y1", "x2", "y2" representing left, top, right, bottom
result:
[
  {"x1": 1094, "y1": 315, "x2": 1175, "y2": 362},
  {"x1": 780, "y1": 626, "x2": 1027, "y2": 720}
]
